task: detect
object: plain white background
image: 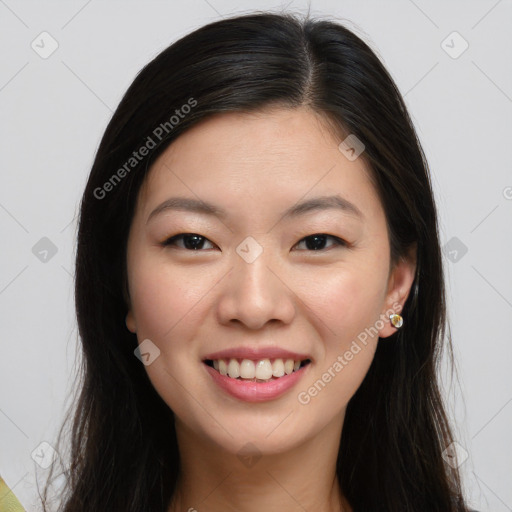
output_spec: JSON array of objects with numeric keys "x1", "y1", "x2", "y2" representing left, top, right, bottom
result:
[{"x1": 0, "y1": 1, "x2": 511, "y2": 510}]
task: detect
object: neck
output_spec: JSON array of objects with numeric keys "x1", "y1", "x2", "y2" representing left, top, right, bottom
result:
[{"x1": 167, "y1": 412, "x2": 351, "y2": 512}]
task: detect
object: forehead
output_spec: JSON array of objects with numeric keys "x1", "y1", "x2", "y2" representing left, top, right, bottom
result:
[
  {"x1": 153, "y1": 107, "x2": 345, "y2": 170},
  {"x1": 138, "y1": 107, "x2": 383, "y2": 224}
]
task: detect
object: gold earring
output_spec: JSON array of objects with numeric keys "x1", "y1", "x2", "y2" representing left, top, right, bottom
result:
[{"x1": 389, "y1": 313, "x2": 403, "y2": 329}]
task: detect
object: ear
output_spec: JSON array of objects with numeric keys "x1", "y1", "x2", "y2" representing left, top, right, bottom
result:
[
  {"x1": 125, "y1": 310, "x2": 137, "y2": 333},
  {"x1": 378, "y1": 243, "x2": 417, "y2": 339}
]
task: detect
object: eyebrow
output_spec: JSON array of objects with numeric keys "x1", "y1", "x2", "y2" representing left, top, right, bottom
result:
[{"x1": 146, "y1": 194, "x2": 363, "y2": 224}]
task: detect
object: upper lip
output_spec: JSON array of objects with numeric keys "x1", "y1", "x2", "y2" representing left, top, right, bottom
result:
[{"x1": 203, "y1": 346, "x2": 312, "y2": 362}]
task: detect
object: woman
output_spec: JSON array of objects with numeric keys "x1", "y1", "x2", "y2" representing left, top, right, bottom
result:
[{"x1": 41, "y1": 11, "x2": 474, "y2": 511}]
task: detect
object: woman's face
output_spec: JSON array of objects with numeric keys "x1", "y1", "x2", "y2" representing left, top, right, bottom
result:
[{"x1": 125, "y1": 107, "x2": 415, "y2": 456}]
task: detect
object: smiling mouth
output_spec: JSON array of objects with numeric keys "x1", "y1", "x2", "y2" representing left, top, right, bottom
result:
[{"x1": 204, "y1": 358, "x2": 312, "y2": 383}]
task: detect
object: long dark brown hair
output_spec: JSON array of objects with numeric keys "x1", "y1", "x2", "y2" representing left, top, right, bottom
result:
[{"x1": 40, "y1": 11, "x2": 470, "y2": 511}]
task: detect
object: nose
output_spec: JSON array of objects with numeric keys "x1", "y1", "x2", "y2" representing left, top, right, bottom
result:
[{"x1": 216, "y1": 248, "x2": 296, "y2": 330}]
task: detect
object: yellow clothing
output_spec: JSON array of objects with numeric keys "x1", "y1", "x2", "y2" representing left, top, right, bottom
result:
[{"x1": 0, "y1": 476, "x2": 26, "y2": 512}]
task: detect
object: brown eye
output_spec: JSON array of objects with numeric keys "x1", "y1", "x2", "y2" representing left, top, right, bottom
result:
[
  {"x1": 162, "y1": 233, "x2": 216, "y2": 251},
  {"x1": 294, "y1": 234, "x2": 347, "y2": 251}
]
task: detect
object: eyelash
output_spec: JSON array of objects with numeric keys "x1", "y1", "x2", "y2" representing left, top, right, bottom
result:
[{"x1": 161, "y1": 233, "x2": 348, "y2": 252}]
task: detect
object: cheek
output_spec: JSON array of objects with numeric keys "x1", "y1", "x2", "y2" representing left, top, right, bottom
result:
[
  {"x1": 297, "y1": 273, "x2": 382, "y2": 413},
  {"x1": 128, "y1": 257, "x2": 212, "y2": 339},
  {"x1": 129, "y1": 270, "x2": 175, "y2": 338},
  {"x1": 127, "y1": 258, "x2": 211, "y2": 418},
  {"x1": 294, "y1": 259, "x2": 387, "y2": 409},
  {"x1": 297, "y1": 340, "x2": 377, "y2": 419},
  {"x1": 300, "y1": 260, "x2": 388, "y2": 344}
]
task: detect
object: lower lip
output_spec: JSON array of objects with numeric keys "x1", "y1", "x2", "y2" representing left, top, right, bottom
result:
[{"x1": 203, "y1": 363, "x2": 310, "y2": 403}]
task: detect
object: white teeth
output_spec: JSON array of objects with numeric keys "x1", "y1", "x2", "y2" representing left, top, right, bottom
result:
[
  {"x1": 255, "y1": 359, "x2": 273, "y2": 380},
  {"x1": 218, "y1": 359, "x2": 228, "y2": 376},
  {"x1": 240, "y1": 359, "x2": 256, "y2": 379},
  {"x1": 227, "y1": 358, "x2": 240, "y2": 378},
  {"x1": 210, "y1": 357, "x2": 308, "y2": 380},
  {"x1": 272, "y1": 359, "x2": 285, "y2": 377}
]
